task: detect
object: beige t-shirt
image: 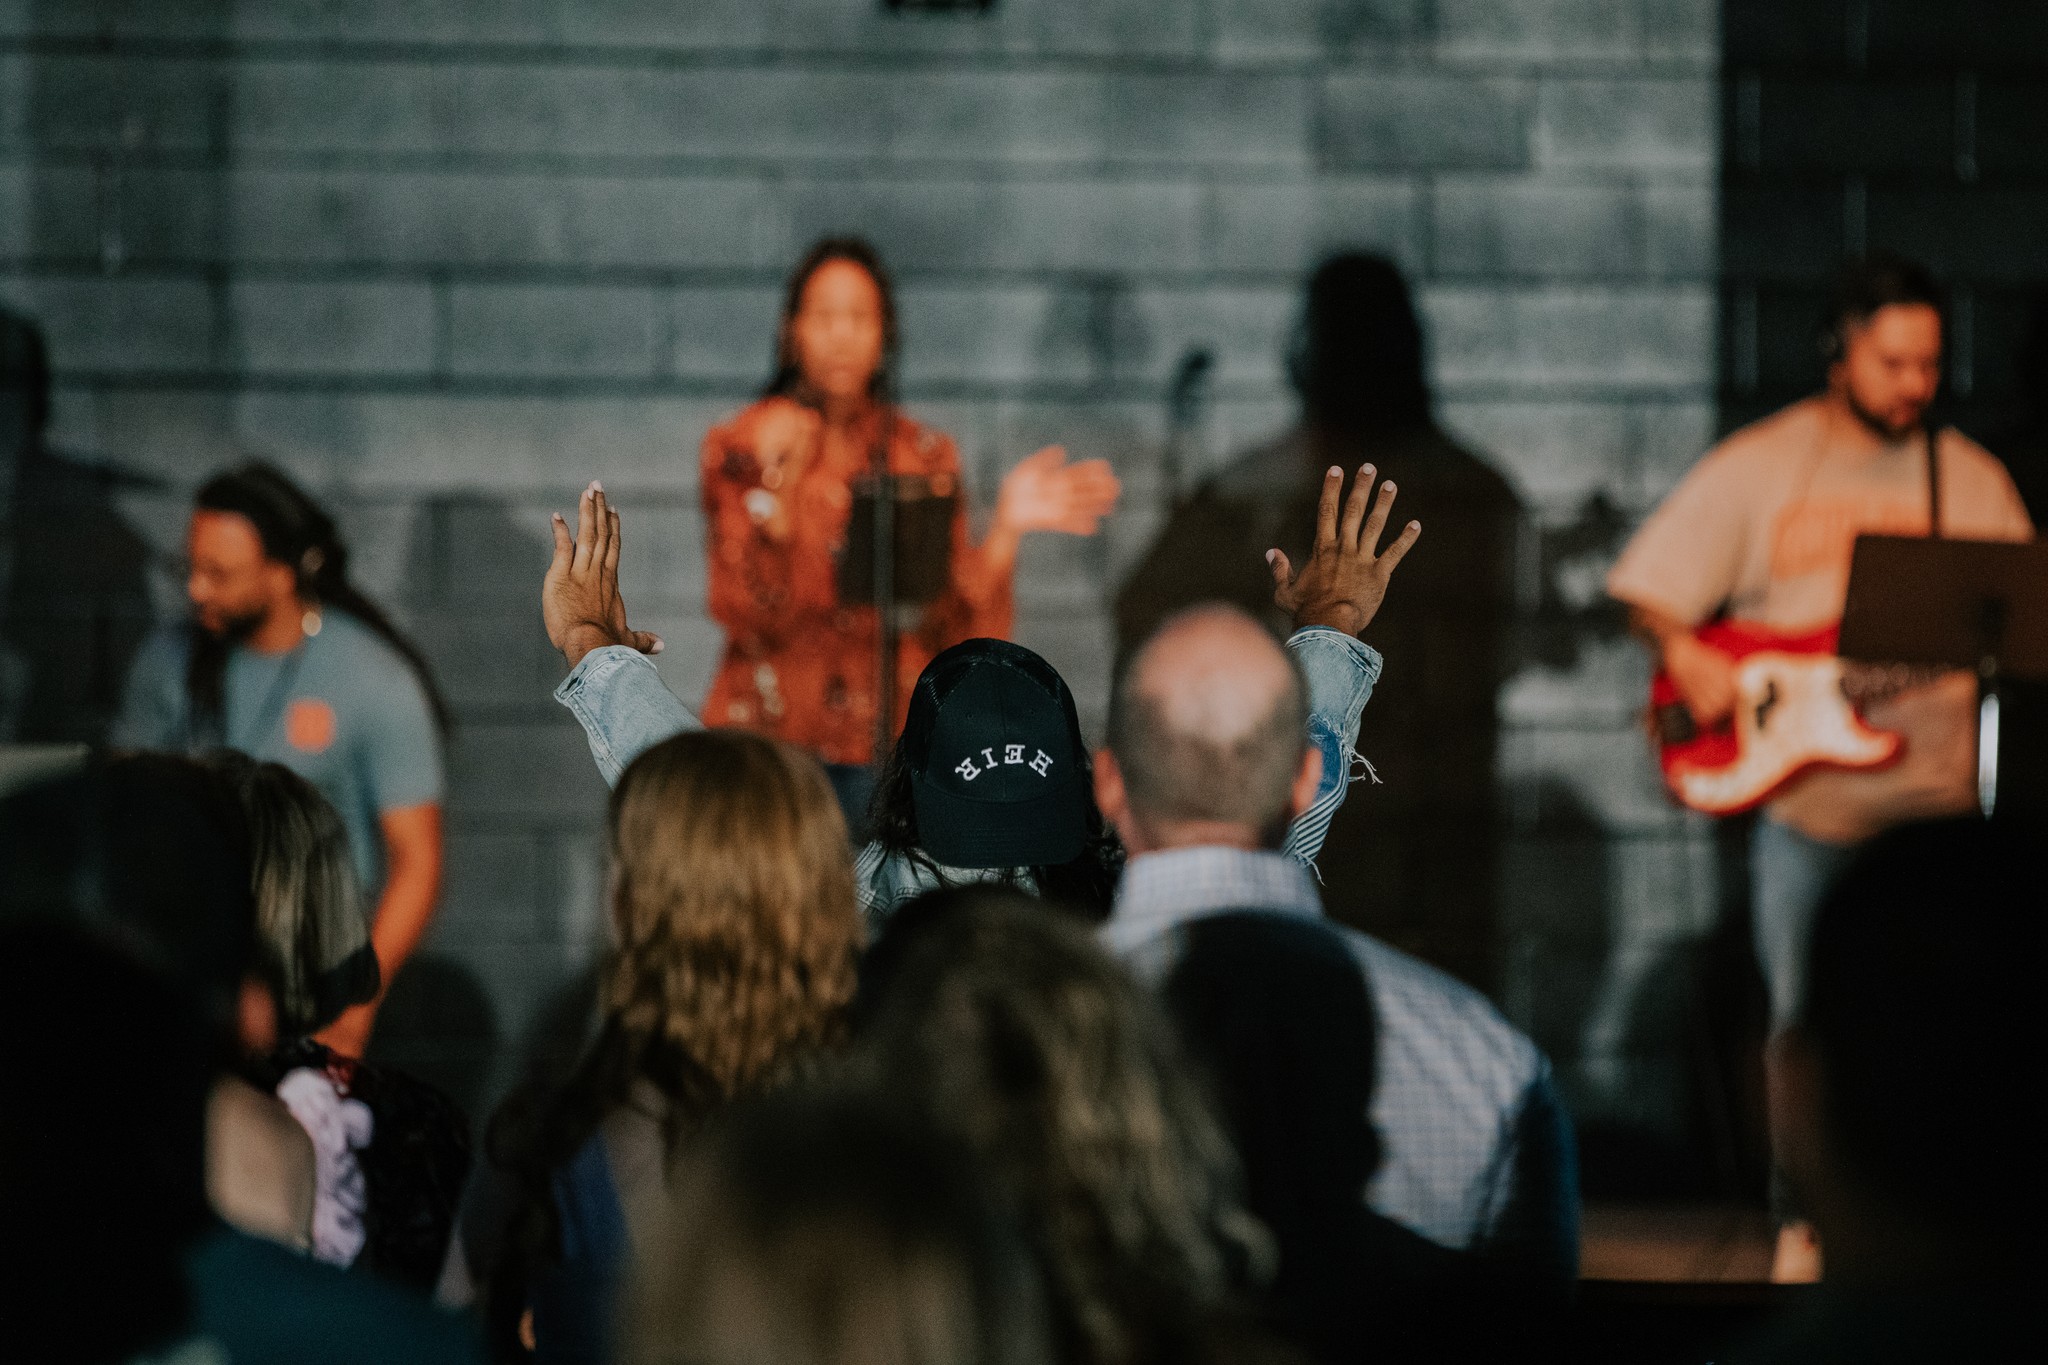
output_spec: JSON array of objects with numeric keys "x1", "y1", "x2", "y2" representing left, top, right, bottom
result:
[{"x1": 1608, "y1": 396, "x2": 2034, "y2": 842}]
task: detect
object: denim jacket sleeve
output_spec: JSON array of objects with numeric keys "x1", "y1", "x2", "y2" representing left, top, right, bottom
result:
[
  {"x1": 1280, "y1": 626, "x2": 1383, "y2": 869},
  {"x1": 552, "y1": 646, "x2": 703, "y2": 788}
]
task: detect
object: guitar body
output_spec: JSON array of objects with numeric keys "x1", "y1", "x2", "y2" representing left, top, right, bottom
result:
[{"x1": 1650, "y1": 621, "x2": 1903, "y2": 815}]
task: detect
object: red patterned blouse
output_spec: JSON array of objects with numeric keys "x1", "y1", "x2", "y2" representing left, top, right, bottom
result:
[{"x1": 699, "y1": 395, "x2": 1014, "y2": 766}]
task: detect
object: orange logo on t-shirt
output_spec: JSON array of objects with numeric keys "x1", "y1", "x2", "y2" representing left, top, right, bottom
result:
[
  {"x1": 1770, "y1": 497, "x2": 1929, "y2": 583},
  {"x1": 285, "y1": 698, "x2": 337, "y2": 754}
]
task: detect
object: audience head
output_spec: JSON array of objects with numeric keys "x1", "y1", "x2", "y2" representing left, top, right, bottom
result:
[
  {"x1": 1162, "y1": 913, "x2": 1381, "y2": 1263},
  {"x1": 855, "y1": 886, "x2": 1259, "y2": 1365},
  {"x1": 488, "y1": 731, "x2": 864, "y2": 1356},
  {"x1": 1290, "y1": 252, "x2": 1430, "y2": 438},
  {"x1": 1100, "y1": 606, "x2": 1316, "y2": 856},
  {"x1": 0, "y1": 756, "x2": 246, "y2": 1360},
  {"x1": 605, "y1": 729, "x2": 862, "y2": 1111},
  {"x1": 186, "y1": 461, "x2": 448, "y2": 733},
  {"x1": 871, "y1": 638, "x2": 1122, "y2": 916},
  {"x1": 0, "y1": 751, "x2": 256, "y2": 1039},
  {"x1": 0, "y1": 920, "x2": 218, "y2": 1365},
  {"x1": 1822, "y1": 251, "x2": 1945, "y2": 440},
  {"x1": 1768, "y1": 816, "x2": 2041, "y2": 1278},
  {"x1": 767, "y1": 236, "x2": 898, "y2": 404},
  {"x1": 204, "y1": 750, "x2": 378, "y2": 1041},
  {"x1": 627, "y1": 1087, "x2": 1051, "y2": 1365}
]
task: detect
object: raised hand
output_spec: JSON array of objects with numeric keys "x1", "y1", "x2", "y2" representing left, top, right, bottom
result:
[
  {"x1": 993, "y1": 445, "x2": 1122, "y2": 537},
  {"x1": 543, "y1": 481, "x2": 663, "y2": 669},
  {"x1": 1268, "y1": 464, "x2": 1421, "y2": 638}
]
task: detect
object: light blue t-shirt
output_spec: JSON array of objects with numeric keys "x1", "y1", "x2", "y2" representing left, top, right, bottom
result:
[{"x1": 115, "y1": 610, "x2": 444, "y2": 893}]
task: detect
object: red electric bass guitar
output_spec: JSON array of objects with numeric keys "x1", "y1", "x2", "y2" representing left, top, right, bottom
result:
[{"x1": 1648, "y1": 620, "x2": 1908, "y2": 815}]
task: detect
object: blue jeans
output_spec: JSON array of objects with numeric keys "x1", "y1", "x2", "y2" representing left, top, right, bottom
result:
[{"x1": 1750, "y1": 817, "x2": 1857, "y2": 1024}]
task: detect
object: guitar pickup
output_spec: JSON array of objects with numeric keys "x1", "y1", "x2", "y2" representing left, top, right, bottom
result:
[{"x1": 1754, "y1": 679, "x2": 1780, "y2": 731}]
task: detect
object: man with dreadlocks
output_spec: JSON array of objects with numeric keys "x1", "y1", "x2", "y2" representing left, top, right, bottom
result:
[{"x1": 116, "y1": 462, "x2": 448, "y2": 1057}]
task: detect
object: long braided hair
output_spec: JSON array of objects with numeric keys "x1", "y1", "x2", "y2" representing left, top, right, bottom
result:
[{"x1": 186, "y1": 463, "x2": 450, "y2": 738}]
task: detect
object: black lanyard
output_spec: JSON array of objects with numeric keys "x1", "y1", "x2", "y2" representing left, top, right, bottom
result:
[
  {"x1": 229, "y1": 637, "x2": 310, "y2": 755},
  {"x1": 1925, "y1": 423, "x2": 1943, "y2": 540}
]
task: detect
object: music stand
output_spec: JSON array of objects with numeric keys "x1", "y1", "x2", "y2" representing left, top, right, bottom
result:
[
  {"x1": 1838, "y1": 534, "x2": 2048, "y2": 820},
  {"x1": 838, "y1": 470, "x2": 958, "y2": 770}
]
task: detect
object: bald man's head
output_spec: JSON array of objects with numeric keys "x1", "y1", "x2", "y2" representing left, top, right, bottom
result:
[{"x1": 1107, "y1": 606, "x2": 1308, "y2": 835}]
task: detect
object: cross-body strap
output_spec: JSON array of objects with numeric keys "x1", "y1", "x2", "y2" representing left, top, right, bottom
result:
[{"x1": 1926, "y1": 422, "x2": 1943, "y2": 540}]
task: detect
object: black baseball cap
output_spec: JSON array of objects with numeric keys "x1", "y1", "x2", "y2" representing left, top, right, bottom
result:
[{"x1": 903, "y1": 639, "x2": 1090, "y2": 870}]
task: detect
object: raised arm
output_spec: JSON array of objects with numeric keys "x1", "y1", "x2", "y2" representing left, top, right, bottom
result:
[
  {"x1": 1268, "y1": 464, "x2": 1422, "y2": 867},
  {"x1": 544, "y1": 482, "x2": 701, "y2": 786}
]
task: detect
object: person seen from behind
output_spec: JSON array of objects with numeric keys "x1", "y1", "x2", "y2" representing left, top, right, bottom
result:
[
  {"x1": 1736, "y1": 816, "x2": 2043, "y2": 1364},
  {"x1": 1095, "y1": 468, "x2": 1578, "y2": 1283},
  {"x1": 1164, "y1": 912, "x2": 1557, "y2": 1364},
  {"x1": 624, "y1": 1087, "x2": 1053, "y2": 1365},
  {"x1": 851, "y1": 886, "x2": 1282, "y2": 1365},
  {"x1": 0, "y1": 753, "x2": 484, "y2": 1364},
  {"x1": 209, "y1": 750, "x2": 472, "y2": 1290},
  {"x1": 444, "y1": 729, "x2": 862, "y2": 1364}
]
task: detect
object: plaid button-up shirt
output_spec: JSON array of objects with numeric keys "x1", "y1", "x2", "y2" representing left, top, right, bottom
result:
[{"x1": 1107, "y1": 847, "x2": 1579, "y2": 1282}]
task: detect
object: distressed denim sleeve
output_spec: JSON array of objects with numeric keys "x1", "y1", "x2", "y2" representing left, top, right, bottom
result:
[
  {"x1": 1281, "y1": 626, "x2": 1383, "y2": 868},
  {"x1": 552, "y1": 646, "x2": 702, "y2": 788}
]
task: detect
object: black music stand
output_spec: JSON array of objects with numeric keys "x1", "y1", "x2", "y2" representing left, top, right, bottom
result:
[
  {"x1": 838, "y1": 472, "x2": 958, "y2": 767},
  {"x1": 1838, "y1": 535, "x2": 2048, "y2": 822}
]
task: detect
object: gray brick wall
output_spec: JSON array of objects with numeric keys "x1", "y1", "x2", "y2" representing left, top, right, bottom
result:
[{"x1": 1, "y1": 0, "x2": 1721, "y2": 1157}]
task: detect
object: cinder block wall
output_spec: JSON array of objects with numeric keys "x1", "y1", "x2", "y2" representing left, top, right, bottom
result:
[
  {"x1": 1721, "y1": 0, "x2": 2048, "y2": 438},
  {"x1": 1, "y1": 0, "x2": 1720, "y2": 1153}
]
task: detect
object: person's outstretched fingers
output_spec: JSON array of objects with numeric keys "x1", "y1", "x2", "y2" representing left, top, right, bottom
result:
[
  {"x1": 574, "y1": 482, "x2": 599, "y2": 571},
  {"x1": 1380, "y1": 519, "x2": 1422, "y2": 574},
  {"x1": 1360, "y1": 478, "x2": 1396, "y2": 553},
  {"x1": 603, "y1": 507, "x2": 623, "y2": 581},
  {"x1": 590, "y1": 485, "x2": 615, "y2": 568},
  {"x1": 1314, "y1": 465, "x2": 1344, "y2": 550},
  {"x1": 1339, "y1": 464, "x2": 1375, "y2": 547},
  {"x1": 548, "y1": 510, "x2": 574, "y2": 578},
  {"x1": 1266, "y1": 547, "x2": 1294, "y2": 593}
]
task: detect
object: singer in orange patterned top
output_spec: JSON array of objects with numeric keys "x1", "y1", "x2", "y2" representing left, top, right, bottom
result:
[{"x1": 701, "y1": 238, "x2": 1120, "y2": 775}]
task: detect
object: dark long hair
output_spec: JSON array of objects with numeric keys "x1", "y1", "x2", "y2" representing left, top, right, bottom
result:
[
  {"x1": 760, "y1": 236, "x2": 901, "y2": 402},
  {"x1": 865, "y1": 738, "x2": 1125, "y2": 921},
  {"x1": 186, "y1": 463, "x2": 450, "y2": 736}
]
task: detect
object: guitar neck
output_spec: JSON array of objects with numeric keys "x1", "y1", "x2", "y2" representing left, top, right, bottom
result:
[{"x1": 1838, "y1": 660, "x2": 1951, "y2": 708}]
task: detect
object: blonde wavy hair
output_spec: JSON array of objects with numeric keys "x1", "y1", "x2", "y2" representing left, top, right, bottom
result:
[
  {"x1": 605, "y1": 728, "x2": 862, "y2": 1107},
  {"x1": 606, "y1": 724, "x2": 864, "y2": 1113},
  {"x1": 487, "y1": 730, "x2": 862, "y2": 1357}
]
